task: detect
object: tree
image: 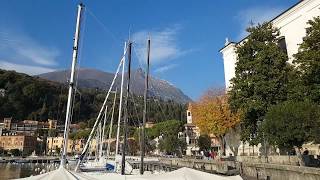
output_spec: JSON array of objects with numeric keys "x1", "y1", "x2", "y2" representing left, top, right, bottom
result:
[
  {"x1": 78, "y1": 122, "x2": 87, "y2": 129},
  {"x1": 10, "y1": 149, "x2": 21, "y2": 156},
  {"x1": 127, "y1": 139, "x2": 139, "y2": 155},
  {"x1": 224, "y1": 125, "x2": 241, "y2": 156},
  {"x1": 291, "y1": 17, "x2": 320, "y2": 103},
  {"x1": 0, "y1": 147, "x2": 8, "y2": 156},
  {"x1": 198, "y1": 134, "x2": 211, "y2": 152},
  {"x1": 0, "y1": 69, "x2": 187, "y2": 125},
  {"x1": 192, "y1": 89, "x2": 240, "y2": 154},
  {"x1": 55, "y1": 146, "x2": 61, "y2": 155},
  {"x1": 69, "y1": 129, "x2": 91, "y2": 140},
  {"x1": 262, "y1": 101, "x2": 320, "y2": 153},
  {"x1": 159, "y1": 134, "x2": 186, "y2": 156},
  {"x1": 228, "y1": 22, "x2": 291, "y2": 144},
  {"x1": 140, "y1": 120, "x2": 183, "y2": 140},
  {"x1": 48, "y1": 129, "x2": 58, "y2": 137}
]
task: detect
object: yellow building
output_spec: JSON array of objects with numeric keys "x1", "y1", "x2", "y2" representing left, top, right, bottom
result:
[
  {"x1": 47, "y1": 137, "x2": 97, "y2": 155},
  {"x1": 0, "y1": 135, "x2": 37, "y2": 154},
  {"x1": 48, "y1": 119, "x2": 58, "y2": 129}
]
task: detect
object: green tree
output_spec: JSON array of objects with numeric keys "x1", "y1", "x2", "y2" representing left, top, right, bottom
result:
[
  {"x1": 159, "y1": 134, "x2": 186, "y2": 156},
  {"x1": 228, "y1": 22, "x2": 290, "y2": 144},
  {"x1": 291, "y1": 17, "x2": 320, "y2": 102},
  {"x1": 0, "y1": 147, "x2": 8, "y2": 156},
  {"x1": 55, "y1": 146, "x2": 61, "y2": 155},
  {"x1": 198, "y1": 134, "x2": 211, "y2": 152},
  {"x1": 152, "y1": 120, "x2": 183, "y2": 137},
  {"x1": 78, "y1": 122, "x2": 87, "y2": 129},
  {"x1": 48, "y1": 129, "x2": 58, "y2": 137},
  {"x1": 262, "y1": 101, "x2": 320, "y2": 153},
  {"x1": 0, "y1": 69, "x2": 187, "y2": 127},
  {"x1": 10, "y1": 149, "x2": 21, "y2": 156},
  {"x1": 71, "y1": 129, "x2": 91, "y2": 139}
]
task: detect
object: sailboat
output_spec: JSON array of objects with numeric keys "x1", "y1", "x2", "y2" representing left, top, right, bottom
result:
[
  {"x1": 19, "y1": 3, "x2": 87, "y2": 179},
  {"x1": 77, "y1": 37, "x2": 154, "y2": 175},
  {"x1": 19, "y1": 3, "x2": 243, "y2": 180},
  {"x1": 76, "y1": 41, "x2": 134, "y2": 174}
]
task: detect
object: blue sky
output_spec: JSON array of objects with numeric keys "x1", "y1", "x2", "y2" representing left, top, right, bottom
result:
[{"x1": 0, "y1": 0, "x2": 297, "y2": 100}]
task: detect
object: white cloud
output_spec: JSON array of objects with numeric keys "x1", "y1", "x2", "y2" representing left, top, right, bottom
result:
[
  {"x1": 154, "y1": 64, "x2": 178, "y2": 73},
  {"x1": 236, "y1": 6, "x2": 285, "y2": 40},
  {"x1": 15, "y1": 45, "x2": 59, "y2": 66},
  {"x1": 132, "y1": 26, "x2": 188, "y2": 65},
  {"x1": 0, "y1": 60, "x2": 56, "y2": 75},
  {"x1": 0, "y1": 29, "x2": 60, "y2": 75}
]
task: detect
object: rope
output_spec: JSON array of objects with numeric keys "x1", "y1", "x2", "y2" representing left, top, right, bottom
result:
[{"x1": 86, "y1": 7, "x2": 121, "y2": 47}]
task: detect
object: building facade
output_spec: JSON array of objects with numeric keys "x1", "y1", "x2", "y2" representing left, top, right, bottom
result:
[
  {"x1": 181, "y1": 104, "x2": 200, "y2": 156},
  {"x1": 220, "y1": 0, "x2": 320, "y2": 90},
  {"x1": 47, "y1": 137, "x2": 97, "y2": 155},
  {"x1": 220, "y1": 0, "x2": 320, "y2": 156},
  {"x1": 0, "y1": 135, "x2": 37, "y2": 154},
  {"x1": 0, "y1": 118, "x2": 58, "y2": 136}
]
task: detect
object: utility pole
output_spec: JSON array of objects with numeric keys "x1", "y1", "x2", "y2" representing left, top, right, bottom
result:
[
  {"x1": 121, "y1": 41, "x2": 132, "y2": 175},
  {"x1": 140, "y1": 38, "x2": 151, "y2": 175},
  {"x1": 60, "y1": 3, "x2": 84, "y2": 168}
]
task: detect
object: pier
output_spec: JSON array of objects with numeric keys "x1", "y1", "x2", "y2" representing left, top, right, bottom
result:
[
  {"x1": 129, "y1": 157, "x2": 239, "y2": 175},
  {"x1": 0, "y1": 156, "x2": 60, "y2": 164}
]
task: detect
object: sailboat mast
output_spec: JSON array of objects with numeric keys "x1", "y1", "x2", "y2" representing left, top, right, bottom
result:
[
  {"x1": 107, "y1": 88, "x2": 117, "y2": 156},
  {"x1": 115, "y1": 42, "x2": 127, "y2": 156},
  {"x1": 99, "y1": 106, "x2": 107, "y2": 160},
  {"x1": 140, "y1": 38, "x2": 150, "y2": 175},
  {"x1": 121, "y1": 41, "x2": 132, "y2": 175},
  {"x1": 100, "y1": 105, "x2": 108, "y2": 158},
  {"x1": 60, "y1": 3, "x2": 84, "y2": 167},
  {"x1": 95, "y1": 124, "x2": 100, "y2": 161}
]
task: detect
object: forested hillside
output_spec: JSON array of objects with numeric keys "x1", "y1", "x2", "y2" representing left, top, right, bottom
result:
[{"x1": 0, "y1": 69, "x2": 187, "y2": 125}]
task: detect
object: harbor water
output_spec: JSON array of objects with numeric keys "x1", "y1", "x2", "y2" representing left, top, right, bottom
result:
[{"x1": 0, "y1": 162, "x2": 62, "y2": 179}]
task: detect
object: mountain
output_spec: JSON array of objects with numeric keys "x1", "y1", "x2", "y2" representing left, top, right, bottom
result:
[{"x1": 37, "y1": 68, "x2": 192, "y2": 104}]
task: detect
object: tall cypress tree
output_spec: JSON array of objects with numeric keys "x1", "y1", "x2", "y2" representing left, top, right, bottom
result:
[{"x1": 228, "y1": 22, "x2": 291, "y2": 144}]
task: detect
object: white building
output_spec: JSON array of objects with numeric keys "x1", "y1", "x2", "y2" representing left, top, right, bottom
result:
[
  {"x1": 220, "y1": 0, "x2": 320, "y2": 90},
  {"x1": 181, "y1": 104, "x2": 200, "y2": 156},
  {"x1": 220, "y1": 0, "x2": 320, "y2": 156}
]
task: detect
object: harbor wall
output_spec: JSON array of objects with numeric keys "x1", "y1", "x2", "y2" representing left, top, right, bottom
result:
[
  {"x1": 237, "y1": 155, "x2": 299, "y2": 166},
  {"x1": 240, "y1": 162, "x2": 320, "y2": 180}
]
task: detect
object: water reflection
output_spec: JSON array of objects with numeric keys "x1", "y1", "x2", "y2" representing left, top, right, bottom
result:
[{"x1": 0, "y1": 162, "x2": 61, "y2": 179}]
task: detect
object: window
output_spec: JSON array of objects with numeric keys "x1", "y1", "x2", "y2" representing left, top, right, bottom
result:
[
  {"x1": 188, "y1": 112, "x2": 191, "y2": 116},
  {"x1": 278, "y1": 36, "x2": 287, "y2": 54}
]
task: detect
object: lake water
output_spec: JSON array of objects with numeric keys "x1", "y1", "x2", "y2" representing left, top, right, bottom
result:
[{"x1": 0, "y1": 163, "x2": 60, "y2": 179}]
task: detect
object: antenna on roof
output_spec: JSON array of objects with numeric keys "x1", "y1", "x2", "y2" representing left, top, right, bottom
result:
[{"x1": 225, "y1": 38, "x2": 230, "y2": 46}]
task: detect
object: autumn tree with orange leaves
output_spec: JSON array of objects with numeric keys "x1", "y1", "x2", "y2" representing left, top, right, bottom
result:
[{"x1": 192, "y1": 89, "x2": 241, "y2": 155}]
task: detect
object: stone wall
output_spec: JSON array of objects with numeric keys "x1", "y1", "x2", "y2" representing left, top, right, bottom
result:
[
  {"x1": 237, "y1": 155, "x2": 299, "y2": 166},
  {"x1": 240, "y1": 162, "x2": 320, "y2": 180},
  {"x1": 159, "y1": 158, "x2": 238, "y2": 175}
]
